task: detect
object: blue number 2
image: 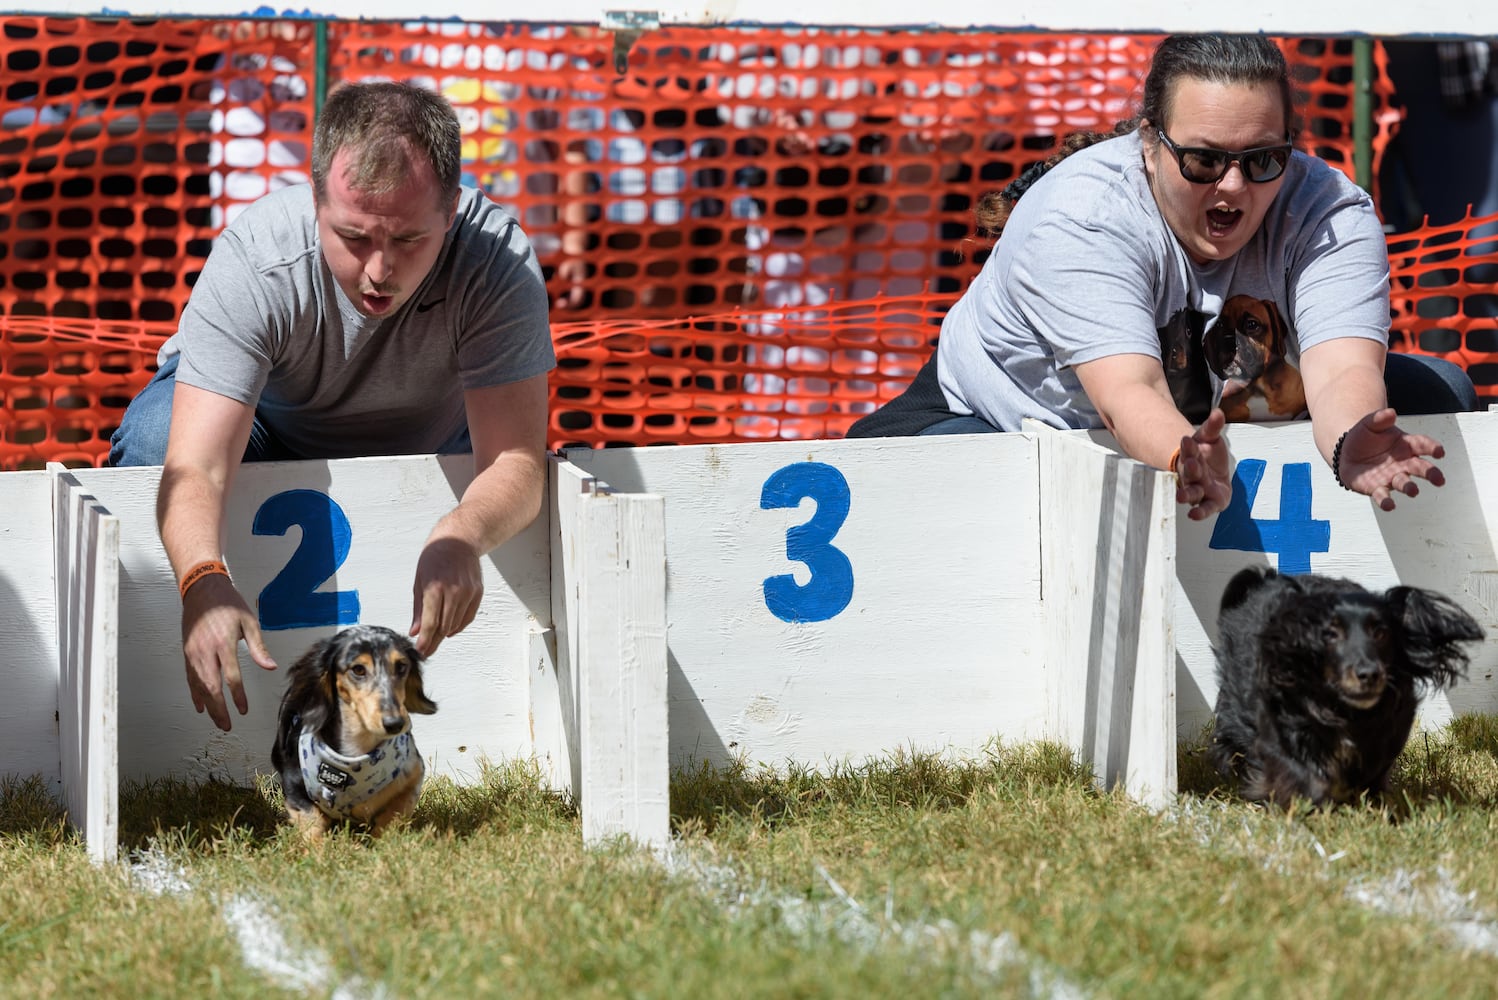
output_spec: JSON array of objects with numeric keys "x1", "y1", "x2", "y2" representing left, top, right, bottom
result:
[
  {"x1": 252, "y1": 489, "x2": 362, "y2": 631},
  {"x1": 760, "y1": 462, "x2": 854, "y2": 623},
  {"x1": 1209, "y1": 459, "x2": 1330, "y2": 575}
]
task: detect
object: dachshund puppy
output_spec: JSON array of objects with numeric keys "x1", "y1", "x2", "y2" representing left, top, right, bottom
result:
[
  {"x1": 1211, "y1": 566, "x2": 1483, "y2": 808},
  {"x1": 1157, "y1": 308, "x2": 1213, "y2": 423},
  {"x1": 271, "y1": 625, "x2": 438, "y2": 843},
  {"x1": 1205, "y1": 295, "x2": 1307, "y2": 422}
]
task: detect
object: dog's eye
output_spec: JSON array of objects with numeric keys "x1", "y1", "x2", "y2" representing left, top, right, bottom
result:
[
  {"x1": 349, "y1": 664, "x2": 368, "y2": 678},
  {"x1": 394, "y1": 660, "x2": 410, "y2": 678},
  {"x1": 1243, "y1": 318, "x2": 1263, "y2": 335}
]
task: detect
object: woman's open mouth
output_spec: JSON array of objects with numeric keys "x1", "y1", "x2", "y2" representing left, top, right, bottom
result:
[{"x1": 1206, "y1": 208, "x2": 1241, "y2": 239}]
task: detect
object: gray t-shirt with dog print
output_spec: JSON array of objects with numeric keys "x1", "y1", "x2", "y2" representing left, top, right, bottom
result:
[
  {"x1": 936, "y1": 130, "x2": 1390, "y2": 431},
  {"x1": 160, "y1": 184, "x2": 555, "y2": 459}
]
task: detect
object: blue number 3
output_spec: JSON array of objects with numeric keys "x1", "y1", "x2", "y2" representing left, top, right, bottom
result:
[
  {"x1": 253, "y1": 489, "x2": 362, "y2": 631},
  {"x1": 761, "y1": 462, "x2": 854, "y2": 623}
]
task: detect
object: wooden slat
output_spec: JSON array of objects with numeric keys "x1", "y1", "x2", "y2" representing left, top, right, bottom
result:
[
  {"x1": 1036, "y1": 427, "x2": 1176, "y2": 808},
  {"x1": 577, "y1": 488, "x2": 669, "y2": 848},
  {"x1": 51, "y1": 467, "x2": 120, "y2": 863}
]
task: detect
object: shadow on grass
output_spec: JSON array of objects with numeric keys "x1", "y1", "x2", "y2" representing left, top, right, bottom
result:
[
  {"x1": 120, "y1": 760, "x2": 582, "y2": 848},
  {"x1": 0, "y1": 775, "x2": 70, "y2": 845},
  {"x1": 118, "y1": 776, "x2": 285, "y2": 851},
  {"x1": 669, "y1": 741, "x2": 1095, "y2": 836},
  {"x1": 413, "y1": 760, "x2": 577, "y2": 839},
  {"x1": 1384, "y1": 713, "x2": 1498, "y2": 811},
  {"x1": 1175, "y1": 713, "x2": 1498, "y2": 819},
  {"x1": 4, "y1": 757, "x2": 583, "y2": 855},
  {"x1": 1176, "y1": 723, "x2": 1235, "y2": 799}
]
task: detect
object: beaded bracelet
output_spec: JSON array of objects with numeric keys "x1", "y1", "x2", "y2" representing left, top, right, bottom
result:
[
  {"x1": 1331, "y1": 429, "x2": 1354, "y2": 491},
  {"x1": 178, "y1": 559, "x2": 231, "y2": 600}
]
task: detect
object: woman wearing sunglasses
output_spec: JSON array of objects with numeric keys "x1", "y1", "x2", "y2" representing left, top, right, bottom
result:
[{"x1": 847, "y1": 33, "x2": 1475, "y2": 521}]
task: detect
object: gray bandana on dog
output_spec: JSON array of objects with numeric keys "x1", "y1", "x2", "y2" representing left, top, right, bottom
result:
[{"x1": 298, "y1": 730, "x2": 420, "y2": 821}]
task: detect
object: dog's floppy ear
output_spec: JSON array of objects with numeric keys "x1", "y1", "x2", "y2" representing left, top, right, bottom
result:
[
  {"x1": 1204, "y1": 312, "x2": 1235, "y2": 380},
  {"x1": 1221, "y1": 565, "x2": 1277, "y2": 616},
  {"x1": 1263, "y1": 300, "x2": 1288, "y2": 355},
  {"x1": 282, "y1": 637, "x2": 340, "y2": 734},
  {"x1": 405, "y1": 665, "x2": 438, "y2": 716},
  {"x1": 390, "y1": 633, "x2": 438, "y2": 716},
  {"x1": 1385, "y1": 586, "x2": 1485, "y2": 689}
]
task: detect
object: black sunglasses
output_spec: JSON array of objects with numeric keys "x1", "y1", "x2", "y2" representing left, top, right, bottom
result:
[{"x1": 1155, "y1": 128, "x2": 1293, "y2": 184}]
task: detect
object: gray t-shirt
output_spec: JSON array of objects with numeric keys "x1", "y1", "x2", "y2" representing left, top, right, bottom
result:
[
  {"x1": 937, "y1": 131, "x2": 1390, "y2": 430},
  {"x1": 162, "y1": 184, "x2": 555, "y2": 458}
]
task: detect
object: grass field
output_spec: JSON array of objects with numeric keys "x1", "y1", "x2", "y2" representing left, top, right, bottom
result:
[{"x1": 7, "y1": 718, "x2": 1498, "y2": 998}]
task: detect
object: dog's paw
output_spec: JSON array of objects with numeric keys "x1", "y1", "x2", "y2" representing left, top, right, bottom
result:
[{"x1": 286, "y1": 804, "x2": 333, "y2": 846}]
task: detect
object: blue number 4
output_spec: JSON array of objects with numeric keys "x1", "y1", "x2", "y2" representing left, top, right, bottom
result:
[{"x1": 1209, "y1": 460, "x2": 1330, "y2": 575}]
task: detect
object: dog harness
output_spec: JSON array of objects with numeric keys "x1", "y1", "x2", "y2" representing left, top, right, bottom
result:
[{"x1": 298, "y1": 729, "x2": 421, "y2": 822}]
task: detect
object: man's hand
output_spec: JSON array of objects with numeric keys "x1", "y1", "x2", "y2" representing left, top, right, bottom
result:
[
  {"x1": 180, "y1": 575, "x2": 277, "y2": 731},
  {"x1": 1175, "y1": 408, "x2": 1234, "y2": 522},
  {"x1": 1336, "y1": 407, "x2": 1446, "y2": 512},
  {"x1": 409, "y1": 536, "x2": 485, "y2": 657}
]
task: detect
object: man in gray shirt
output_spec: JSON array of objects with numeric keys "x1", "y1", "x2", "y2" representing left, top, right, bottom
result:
[{"x1": 108, "y1": 81, "x2": 555, "y2": 732}]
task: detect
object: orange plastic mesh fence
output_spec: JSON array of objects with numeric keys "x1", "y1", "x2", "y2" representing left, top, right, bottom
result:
[
  {"x1": 1388, "y1": 212, "x2": 1498, "y2": 384},
  {"x1": 0, "y1": 19, "x2": 1478, "y2": 469},
  {"x1": 6, "y1": 207, "x2": 1496, "y2": 468},
  {"x1": 331, "y1": 26, "x2": 1395, "y2": 316},
  {"x1": 0, "y1": 17, "x2": 317, "y2": 324}
]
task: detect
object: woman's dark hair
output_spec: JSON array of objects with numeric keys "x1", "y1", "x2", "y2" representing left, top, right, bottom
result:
[
  {"x1": 312, "y1": 81, "x2": 463, "y2": 210},
  {"x1": 975, "y1": 34, "x2": 1295, "y2": 236}
]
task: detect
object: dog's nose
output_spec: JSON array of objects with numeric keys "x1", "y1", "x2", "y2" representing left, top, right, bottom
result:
[
  {"x1": 382, "y1": 714, "x2": 406, "y2": 735},
  {"x1": 1354, "y1": 661, "x2": 1384, "y2": 683}
]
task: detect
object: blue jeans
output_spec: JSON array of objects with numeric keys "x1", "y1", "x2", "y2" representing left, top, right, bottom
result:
[
  {"x1": 916, "y1": 352, "x2": 1478, "y2": 436},
  {"x1": 107, "y1": 354, "x2": 473, "y2": 467},
  {"x1": 1383, "y1": 350, "x2": 1479, "y2": 414}
]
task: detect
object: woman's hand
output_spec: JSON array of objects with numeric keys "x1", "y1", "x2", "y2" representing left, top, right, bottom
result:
[
  {"x1": 1175, "y1": 408, "x2": 1234, "y2": 521},
  {"x1": 1334, "y1": 407, "x2": 1446, "y2": 511}
]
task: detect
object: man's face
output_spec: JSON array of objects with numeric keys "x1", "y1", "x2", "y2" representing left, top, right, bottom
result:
[{"x1": 315, "y1": 147, "x2": 457, "y2": 318}]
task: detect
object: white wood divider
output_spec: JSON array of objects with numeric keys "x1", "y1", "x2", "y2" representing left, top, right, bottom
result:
[
  {"x1": 1141, "y1": 412, "x2": 1498, "y2": 737},
  {"x1": 0, "y1": 471, "x2": 60, "y2": 796},
  {"x1": 53, "y1": 457, "x2": 550, "y2": 789},
  {"x1": 1033, "y1": 427, "x2": 1176, "y2": 809},
  {"x1": 581, "y1": 479, "x2": 669, "y2": 847},
  {"x1": 49, "y1": 464, "x2": 120, "y2": 864},
  {"x1": 549, "y1": 459, "x2": 670, "y2": 848},
  {"x1": 563, "y1": 432, "x2": 1174, "y2": 801}
]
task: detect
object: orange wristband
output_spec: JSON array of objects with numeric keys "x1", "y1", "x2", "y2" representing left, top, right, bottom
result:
[
  {"x1": 1167, "y1": 446, "x2": 1182, "y2": 474},
  {"x1": 179, "y1": 560, "x2": 230, "y2": 600}
]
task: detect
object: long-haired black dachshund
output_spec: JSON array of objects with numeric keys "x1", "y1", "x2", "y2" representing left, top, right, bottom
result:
[
  {"x1": 1210, "y1": 566, "x2": 1484, "y2": 808},
  {"x1": 271, "y1": 625, "x2": 438, "y2": 843}
]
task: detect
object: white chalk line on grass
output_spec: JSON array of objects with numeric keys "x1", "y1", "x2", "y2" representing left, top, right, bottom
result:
[
  {"x1": 1167, "y1": 798, "x2": 1498, "y2": 957},
  {"x1": 658, "y1": 844, "x2": 1088, "y2": 999},
  {"x1": 129, "y1": 846, "x2": 387, "y2": 1000},
  {"x1": 1348, "y1": 868, "x2": 1498, "y2": 955}
]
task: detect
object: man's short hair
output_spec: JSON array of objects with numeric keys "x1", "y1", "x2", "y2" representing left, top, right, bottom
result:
[{"x1": 311, "y1": 81, "x2": 462, "y2": 209}]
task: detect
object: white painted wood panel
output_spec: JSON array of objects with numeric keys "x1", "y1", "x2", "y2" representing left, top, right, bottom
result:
[
  {"x1": 52, "y1": 469, "x2": 120, "y2": 864},
  {"x1": 546, "y1": 459, "x2": 591, "y2": 798},
  {"x1": 1036, "y1": 428, "x2": 1175, "y2": 808},
  {"x1": 63, "y1": 456, "x2": 551, "y2": 785},
  {"x1": 576, "y1": 490, "x2": 669, "y2": 848},
  {"x1": 0, "y1": 471, "x2": 61, "y2": 793},
  {"x1": 564, "y1": 434, "x2": 1047, "y2": 770},
  {"x1": 1085, "y1": 412, "x2": 1498, "y2": 735}
]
